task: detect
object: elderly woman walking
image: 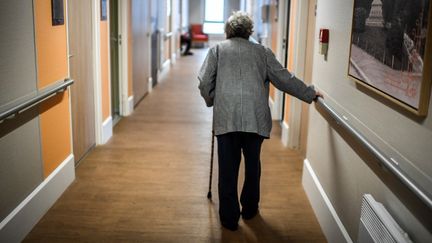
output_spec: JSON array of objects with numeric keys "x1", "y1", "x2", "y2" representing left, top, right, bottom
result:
[{"x1": 198, "y1": 11, "x2": 322, "y2": 231}]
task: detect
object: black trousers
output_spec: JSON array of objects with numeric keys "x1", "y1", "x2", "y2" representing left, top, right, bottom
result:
[
  {"x1": 216, "y1": 132, "x2": 264, "y2": 224},
  {"x1": 180, "y1": 35, "x2": 191, "y2": 54}
]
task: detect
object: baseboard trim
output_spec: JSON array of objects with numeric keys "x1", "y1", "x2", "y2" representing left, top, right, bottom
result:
[
  {"x1": 0, "y1": 154, "x2": 75, "y2": 242},
  {"x1": 302, "y1": 159, "x2": 353, "y2": 243},
  {"x1": 171, "y1": 53, "x2": 177, "y2": 64},
  {"x1": 148, "y1": 77, "x2": 153, "y2": 93},
  {"x1": 124, "y1": 96, "x2": 134, "y2": 116},
  {"x1": 281, "y1": 121, "x2": 289, "y2": 146},
  {"x1": 101, "y1": 116, "x2": 113, "y2": 144},
  {"x1": 158, "y1": 60, "x2": 171, "y2": 83}
]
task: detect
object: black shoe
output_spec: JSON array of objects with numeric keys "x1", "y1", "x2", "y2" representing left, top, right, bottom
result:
[
  {"x1": 241, "y1": 209, "x2": 258, "y2": 220},
  {"x1": 221, "y1": 221, "x2": 238, "y2": 231}
]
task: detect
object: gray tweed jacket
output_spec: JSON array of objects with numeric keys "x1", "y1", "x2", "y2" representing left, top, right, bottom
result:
[{"x1": 198, "y1": 37, "x2": 316, "y2": 138}]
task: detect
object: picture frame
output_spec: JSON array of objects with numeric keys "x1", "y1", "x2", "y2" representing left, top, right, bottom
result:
[
  {"x1": 348, "y1": 0, "x2": 432, "y2": 116},
  {"x1": 101, "y1": 0, "x2": 107, "y2": 21},
  {"x1": 51, "y1": 0, "x2": 64, "y2": 26}
]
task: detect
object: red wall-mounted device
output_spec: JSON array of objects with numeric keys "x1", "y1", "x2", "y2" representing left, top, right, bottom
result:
[{"x1": 319, "y1": 28, "x2": 329, "y2": 56}]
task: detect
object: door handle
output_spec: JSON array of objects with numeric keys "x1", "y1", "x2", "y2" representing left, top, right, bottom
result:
[{"x1": 111, "y1": 35, "x2": 122, "y2": 44}]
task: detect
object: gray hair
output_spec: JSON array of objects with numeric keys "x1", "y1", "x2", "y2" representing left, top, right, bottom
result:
[{"x1": 225, "y1": 11, "x2": 254, "y2": 39}]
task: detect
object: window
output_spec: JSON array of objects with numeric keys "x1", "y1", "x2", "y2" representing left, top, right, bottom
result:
[{"x1": 203, "y1": 0, "x2": 225, "y2": 34}]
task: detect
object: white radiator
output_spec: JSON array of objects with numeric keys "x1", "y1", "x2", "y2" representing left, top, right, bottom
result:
[{"x1": 358, "y1": 194, "x2": 413, "y2": 243}]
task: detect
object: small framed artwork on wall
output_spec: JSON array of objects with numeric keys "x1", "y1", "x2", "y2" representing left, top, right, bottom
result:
[
  {"x1": 51, "y1": 0, "x2": 64, "y2": 26},
  {"x1": 101, "y1": 0, "x2": 107, "y2": 21},
  {"x1": 348, "y1": 0, "x2": 432, "y2": 116}
]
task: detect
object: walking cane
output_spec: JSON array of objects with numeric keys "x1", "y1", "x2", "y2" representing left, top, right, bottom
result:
[{"x1": 207, "y1": 129, "x2": 215, "y2": 199}]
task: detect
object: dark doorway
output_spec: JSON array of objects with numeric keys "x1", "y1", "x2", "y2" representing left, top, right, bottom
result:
[
  {"x1": 281, "y1": 0, "x2": 291, "y2": 122},
  {"x1": 110, "y1": 0, "x2": 121, "y2": 125},
  {"x1": 150, "y1": 0, "x2": 160, "y2": 87}
]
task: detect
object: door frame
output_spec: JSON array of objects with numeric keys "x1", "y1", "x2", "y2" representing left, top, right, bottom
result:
[
  {"x1": 299, "y1": 0, "x2": 317, "y2": 155},
  {"x1": 92, "y1": 0, "x2": 114, "y2": 145},
  {"x1": 272, "y1": 0, "x2": 290, "y2": 121},
  {"x1": 119, "y1": 0, "x2": 133, "y2": 116},
  {"x1": 70, "y1": 0, "x2": 120, "y2": 146},
  {"x1": 92, "y1": 0, "x2": 103, "y2": 145},
  {"x1": 65, "y1": 0, "x2": 74, "y2": 154},
  {"x1": 286, "y1": 0, "x2": 311, "y2": 149},
  {"x1": 91, "y1": 0, "x2": 132, "y2": 146},
  {"x1": 274, "y1": 0, "x2": 310, "y2": 148}
]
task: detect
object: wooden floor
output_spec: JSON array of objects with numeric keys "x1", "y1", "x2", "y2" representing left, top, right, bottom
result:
[{"x1": 25, "y1": 49, "x2": 326, "y2": 242}]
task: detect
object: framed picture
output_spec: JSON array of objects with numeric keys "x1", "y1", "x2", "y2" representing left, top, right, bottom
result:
[
  {"x1": 51, "y1": 0, "x2": 64, "y2": 26},
  {"x1": 101, "y1": 0, "x2": 107, "y2": 21},
  {"x1": 348, "y1": 0, "x2": 432, "y2": 116}
]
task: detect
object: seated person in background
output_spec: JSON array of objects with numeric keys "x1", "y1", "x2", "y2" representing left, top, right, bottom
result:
[{"x1": 180, "y1": 27, "x2": 193, "y2": 56}]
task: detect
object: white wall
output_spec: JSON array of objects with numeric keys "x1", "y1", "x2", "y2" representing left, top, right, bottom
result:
[
  {"x1": 188, "y1": 0, "x2": 240, "y2": 24},
  {"x1": 305, "y1": 0, "x2": 432, "y2": 242},
  {"x1": 181, "y1": 0, "x2": 189, "y2": 29},
  {"x1": 189, "y1": 0, "x2": 204, "y2": 24},
  {"x1": 225, "y1": 0, "x2": 241, "y2": 18}
]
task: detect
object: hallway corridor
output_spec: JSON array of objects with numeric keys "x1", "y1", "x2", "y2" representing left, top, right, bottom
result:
[{"x1": 24, "y1": 49, "x2": 325, "y2": 242}]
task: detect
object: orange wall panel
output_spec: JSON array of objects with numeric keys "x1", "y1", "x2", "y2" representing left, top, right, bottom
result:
[
  {"x1": 268, "y1": 3, "x2": 278, "y2": 102},
  {"x1": 100, "y1": 21, "x2": 111, "y2": 120},
  {"x1": 34, "y1": 0, "x2": 68, "y2": 88},
  {"x1": 270, "y1": 4, "x2": 278, "y2": 53},
  {"x1": 287, "y1": 0, "x2": 297, "y2": 71},
  {"x1": 284, "y1": 95, "x2": 291, "y2": 122},
  {"x1": 39, "y1": 93, "x2": 72, "y2": 177},
  {"x1": 34, "y1": 0, "x2": 71, "y2": 177}
]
